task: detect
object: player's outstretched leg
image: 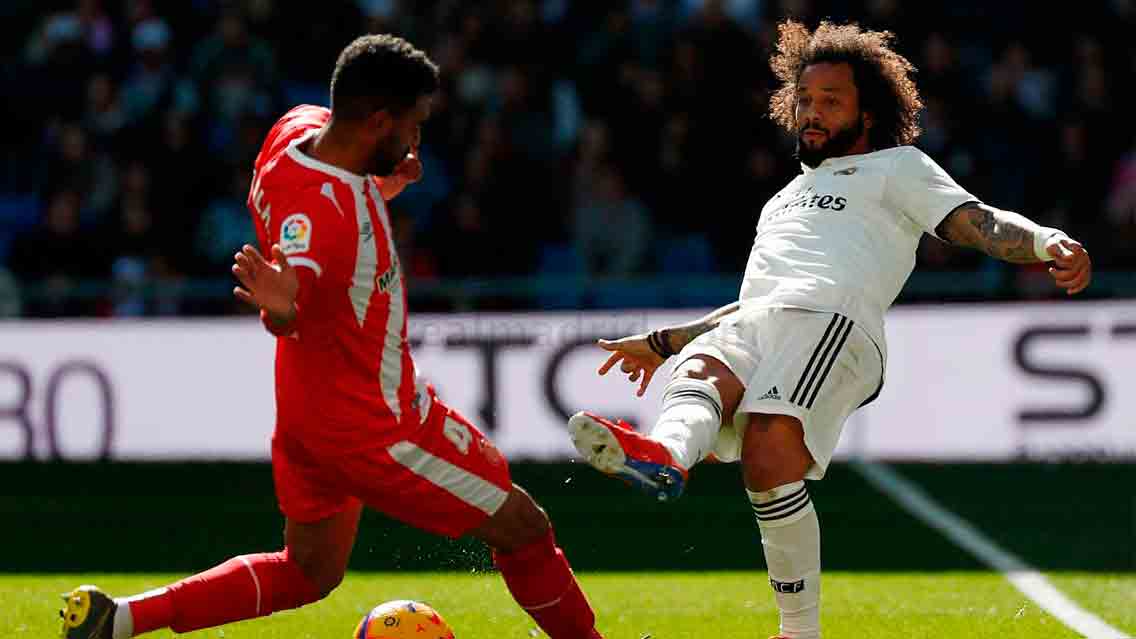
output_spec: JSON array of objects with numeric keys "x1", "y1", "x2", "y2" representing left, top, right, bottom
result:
[
  {"x1": 60, "y1": 505, "x2": 360, "y2": 638},
  {"x1": 568, "y1": 411, "x2": 689, "y2": 501},
  {"x1": 59, "y1": 552, "x2": 322, "y2": 639},
  {"x1": 471, "y1": 485, "x2": 603, "y2": 639},
  {"x1": 648, "y1": 374, "x2": 728, "y2": 470}
]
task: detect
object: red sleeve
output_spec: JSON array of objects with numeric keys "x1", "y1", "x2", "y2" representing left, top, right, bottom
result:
[{"x1": 259, "y1": 189, "x2": 348, "y2": 335}]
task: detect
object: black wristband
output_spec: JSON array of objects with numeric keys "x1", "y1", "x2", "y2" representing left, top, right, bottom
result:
[
  {"x1": 658, "y1": 328, "x2": 677, "y2": 357},
  {"x1": 646, "y1": 331, "x2": 664, "y2": 358},
  {"x1": 648, "y1": 329, "x2": 676, "y2": 359}
]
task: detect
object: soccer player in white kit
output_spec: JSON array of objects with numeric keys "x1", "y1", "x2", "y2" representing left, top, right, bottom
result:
[{"x1": 567, "y1": 21, "x2": 1092, "y2": 639}]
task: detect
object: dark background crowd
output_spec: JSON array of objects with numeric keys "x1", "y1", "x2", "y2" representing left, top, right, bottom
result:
[{"x1": 3, "y1": 0, "x2": 1135, "y2": 317}]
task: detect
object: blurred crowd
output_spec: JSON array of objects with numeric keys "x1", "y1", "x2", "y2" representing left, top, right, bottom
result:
[{"x1": 2, "y1": 0, "x2": 1135, "y2": 317}]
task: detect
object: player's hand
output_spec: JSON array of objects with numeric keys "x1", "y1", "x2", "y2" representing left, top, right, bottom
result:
[
  {"x1": 1045, "y1": 236, "x2": 1091, "y2": 295},
  {"x1": 378, "y1": 146, "x2": 423, "y2": 200},
  {"x1": 597, "y1": 334, "x2": 666, "y2": 397},
  {"x1": 232, "y1": 244, "x2": 300, "y2": 322}
]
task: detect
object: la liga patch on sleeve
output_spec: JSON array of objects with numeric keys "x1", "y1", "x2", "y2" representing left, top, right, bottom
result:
[{"x1": 280, "y1": 213, "x2": 312, "y2": 254}]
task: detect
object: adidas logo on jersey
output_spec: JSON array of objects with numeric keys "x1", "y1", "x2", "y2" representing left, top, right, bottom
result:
[
  {"x1": 758, "y1": 386, "x2": 782, "y2": 401},
  {"x1": 834, "y1": 166, "x2": 858, "y2": 175}
]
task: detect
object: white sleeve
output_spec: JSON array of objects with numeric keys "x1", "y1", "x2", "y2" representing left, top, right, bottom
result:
[{"x1": 884, "y1": 147, "x2": 978, "y2": 238}]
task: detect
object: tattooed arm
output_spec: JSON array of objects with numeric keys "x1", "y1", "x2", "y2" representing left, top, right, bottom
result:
[
  {"x1": 936, "y1": 201, "x2": 1053, "y2": 263},
  {"x1": 595, "y1": 302, "x2": 741, "y2": 396},
  {"x1": 935, "y1": 201, "x2": 1092, "y2": 293},
  {"x1": 660, "y1": 302, "x2": 741, "y2": 353}
]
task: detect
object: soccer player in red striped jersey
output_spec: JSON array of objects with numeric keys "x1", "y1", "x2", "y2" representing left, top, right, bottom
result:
[{"x1": 59, "y1": 34, "x2": 604, "y2": 639}]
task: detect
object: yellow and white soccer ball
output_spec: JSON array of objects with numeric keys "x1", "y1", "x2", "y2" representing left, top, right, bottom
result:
[{"x1": 354, "y1": 600, "x2": 455, "y2": 639}]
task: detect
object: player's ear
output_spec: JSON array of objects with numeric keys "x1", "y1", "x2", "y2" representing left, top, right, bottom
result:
[
  {"x1": 368, "y1": 109, "x2": 394, "y2": 138},
  {"x1": 861, "y1": 110, "x2": 874, "y2": 132}
]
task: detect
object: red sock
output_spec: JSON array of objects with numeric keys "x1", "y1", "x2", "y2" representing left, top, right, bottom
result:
[
  {"x1": 127, "y1": 549, "x2": 322, "y2": 635},
  {"x1": 493, "y1": 528, "x2": 602, "y2": 639}
]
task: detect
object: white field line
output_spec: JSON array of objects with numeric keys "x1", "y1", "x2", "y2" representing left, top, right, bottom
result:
[{"x1": 851, "y1": 461, "x2": 1131, "y2": 639}]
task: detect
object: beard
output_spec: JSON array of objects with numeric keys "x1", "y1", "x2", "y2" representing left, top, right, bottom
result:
[
  {"x1": 796, "y1": 115, "x2": 865, "y2": 168},
  {"x1": 369, "y1": 143, "x2": 410, "y2": 177}
]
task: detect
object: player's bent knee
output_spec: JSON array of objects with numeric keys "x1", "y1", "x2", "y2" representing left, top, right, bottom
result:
[
  {"x1": 282, "y1": 506, "x2": 360, "y2": 599},
  {"x1": 311, "y1": 567, "x2": 346, "y2": 599},
  {"x1": 673, "y1": 355, "x2": 744, "y2": 419},
  {"x1": 287, "y1": 547, "x2": 347, "y2": 599},
  {"x1": 470, "y1": 485, "x2": 550, "y2": 553},
  {"x1": 741, "y1": 415, "x2": 812, "y2": 491},
  {"x1": 498, "y1": 485, "x2": 551, "y2": 547},
  {"x1": 743, "y1": 451, "x2": 798, "y2": 492},
  {"x1": 298, "y1": 567, "x2": 344, "y2": 600},
  {"x1": 674, "y1": 355, "x2": 728, "y2": 384}
]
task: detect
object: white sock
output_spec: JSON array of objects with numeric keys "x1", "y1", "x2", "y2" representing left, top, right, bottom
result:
[
  {"x1": 649, "y1": 377, "x2": 723, "y2": 469},
  {"x1": 749, "y1": 481, "x2": 821, "y2": 639},
  {"x1": 111, "y1": 598, "x2": 134, "y2": 639}
]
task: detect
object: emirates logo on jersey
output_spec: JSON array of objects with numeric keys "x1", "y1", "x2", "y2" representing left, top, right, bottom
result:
[
  {"x1": 785, "y1": 191, "x2": 847, "y2": 212},
  {"x1": 767, "y1": 186, "x2": 847, "y2": 221}
]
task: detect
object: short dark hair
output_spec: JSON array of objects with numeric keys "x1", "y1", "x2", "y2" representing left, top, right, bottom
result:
[
  {"x1": 768, "y1": 20, "x2": 923, "y2": 149},
  {"x1": 330, "y1": 34, "x2": 439, "y2": 120}
]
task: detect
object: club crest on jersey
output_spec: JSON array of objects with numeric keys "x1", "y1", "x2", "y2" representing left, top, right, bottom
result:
[{"x1": 280, "y1": 213, "x2": 312, "y2": 254}]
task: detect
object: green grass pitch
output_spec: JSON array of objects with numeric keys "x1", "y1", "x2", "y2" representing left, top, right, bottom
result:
[
  {"x1": 6, "y1": 571, "x2": 1134, "y2": 638},
  {"x1": 2, "y1": 462, "x2": 1132, "y2": 638}
]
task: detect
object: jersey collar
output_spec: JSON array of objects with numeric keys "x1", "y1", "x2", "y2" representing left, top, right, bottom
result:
[
  {"x1": 799, "y1": 148, "x2": 878, "y2": 174},
  {"x1": 285, "y1": 129, "x2": 368, "y2": 188}
]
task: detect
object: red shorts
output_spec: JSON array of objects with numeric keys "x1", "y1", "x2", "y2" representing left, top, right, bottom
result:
[{"x1": 271, "y1": 395, "x2": 512, "y2": 538}]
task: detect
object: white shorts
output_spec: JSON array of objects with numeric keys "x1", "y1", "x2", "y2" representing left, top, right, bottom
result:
[{"x1": 678, "y1": 306, "x2": 883, "y2": 479}]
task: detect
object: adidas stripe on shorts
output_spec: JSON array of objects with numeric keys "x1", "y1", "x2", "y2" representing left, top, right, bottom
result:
[{"x1": 677, "y1": 306, "x2": 883, "y2": 479}]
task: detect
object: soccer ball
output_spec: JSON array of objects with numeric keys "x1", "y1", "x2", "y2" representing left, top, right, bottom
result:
[{"x1": 354, "y1": 600, "x2": 455, "y2": 639}]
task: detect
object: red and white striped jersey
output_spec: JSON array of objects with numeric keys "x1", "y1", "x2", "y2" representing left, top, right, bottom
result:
[{"x1": 247, "y1": 105, "x2": 428, "y2": 449}]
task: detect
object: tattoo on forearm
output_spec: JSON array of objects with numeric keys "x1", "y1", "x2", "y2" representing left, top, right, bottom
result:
[
  {"x1": 662, "y1": 302, "x2": 741, "y2": 352},
  {"x1": 664, "y1": 324, "x2": 709, "y2": 353},
  {"x1": 937, "y1": 203, "x2": 1039, "y2": 263}
]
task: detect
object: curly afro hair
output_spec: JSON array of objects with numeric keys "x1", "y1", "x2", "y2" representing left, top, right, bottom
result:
[{"x1": 768, "y1": 20, "x2": 923, "y2": 149}]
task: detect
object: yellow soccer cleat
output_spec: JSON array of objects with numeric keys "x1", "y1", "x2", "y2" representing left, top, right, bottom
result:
[{"x1": 59, "y1": 585, "x2": 116, "y2": 639}]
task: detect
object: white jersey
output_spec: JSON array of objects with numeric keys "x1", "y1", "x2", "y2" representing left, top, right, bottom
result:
[{"x1": 739, "y1": 146, "x2": 977, "y2": 360}]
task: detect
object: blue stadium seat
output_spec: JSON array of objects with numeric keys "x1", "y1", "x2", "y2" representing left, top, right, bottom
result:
[
  {"x1": 590, "y1": 280, "x2": 669, "y2": 309},
  {"x1": 666, "y1": 278, "x2": 735, "y2": 308},
  {"x1": 0, "y1": 194, "x2": 40, "y2": 263},
  {"x1": 656, "y1": 234, "x2": 716, "y2": 274},
  {"x1": 652, "y1": 234, "x2": 733, "y2": 307},
  {"x1": 283, "y1": 82, "x2": 329, "y2": 108},
  {"x1": 539, "y1": 243, "x2": 585, "y2": 273},
  {"x1": 537, "y1": 243, "x2": 585, "y2": 309}
]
